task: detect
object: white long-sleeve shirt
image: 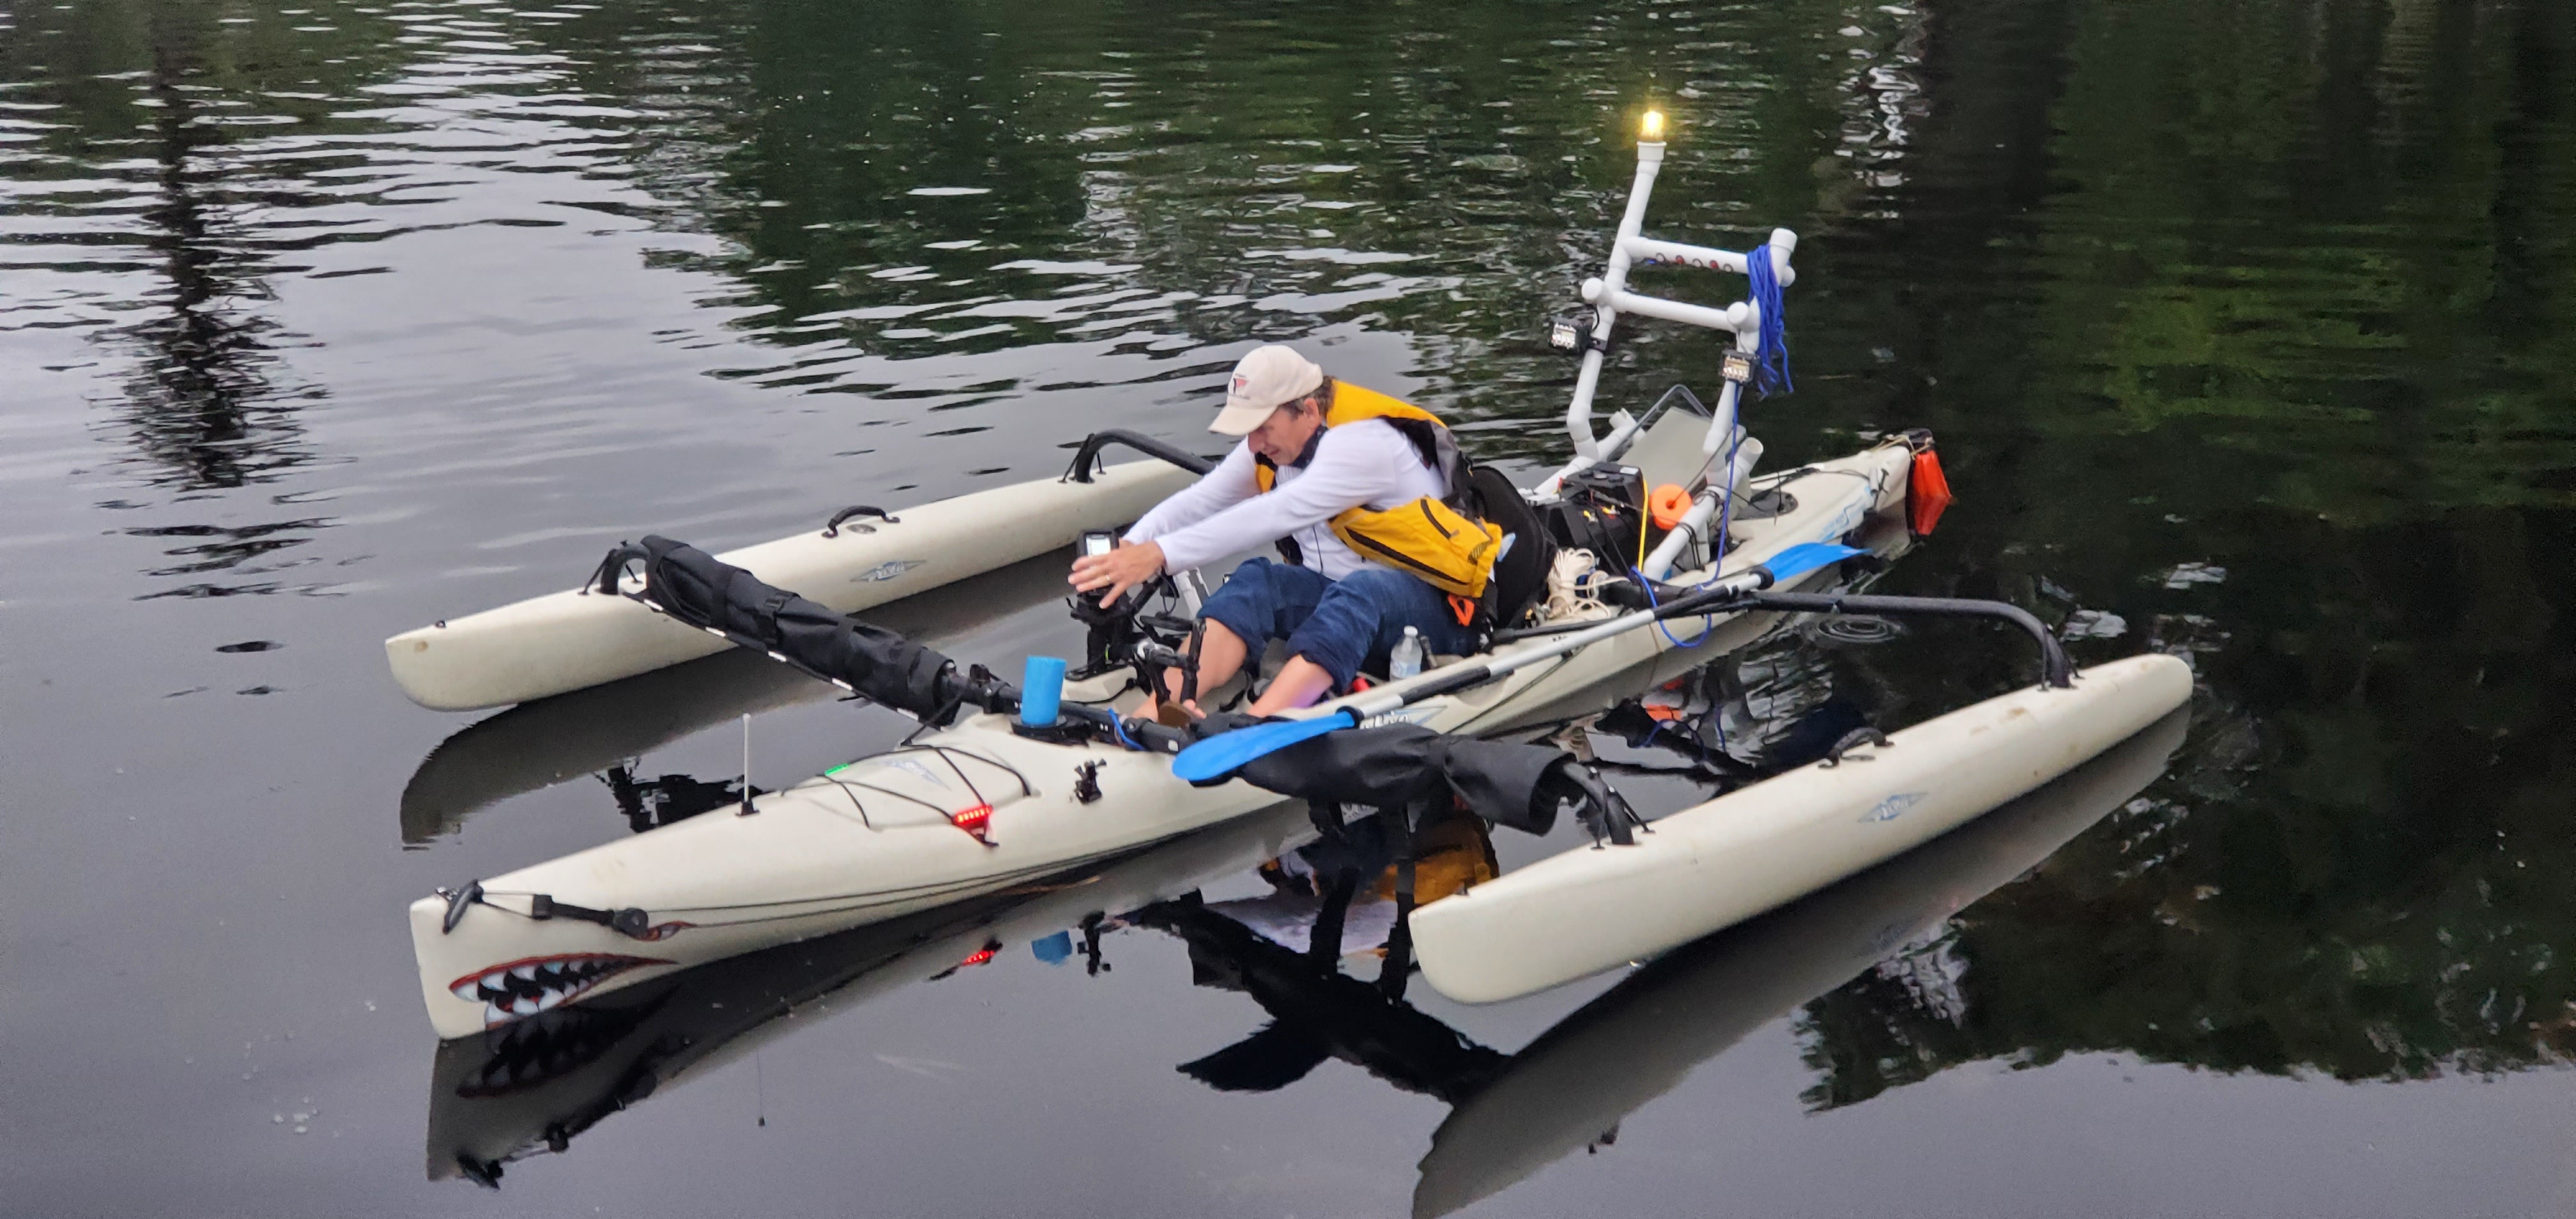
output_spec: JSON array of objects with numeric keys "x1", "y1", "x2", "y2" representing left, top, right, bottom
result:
[{"x1": 1124, "y1": 418, "x2": 1447, "y2": 579}]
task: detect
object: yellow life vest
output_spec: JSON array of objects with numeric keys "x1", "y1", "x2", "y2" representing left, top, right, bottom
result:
[{"x1": 1252, "y1": 382, "x2": 1503, "y2": 600}]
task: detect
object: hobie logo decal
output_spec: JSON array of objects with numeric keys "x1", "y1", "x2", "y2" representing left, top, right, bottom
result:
[
  {"x1": 1859, "y1": 792, "x2": 1928, "y2": 824},
  {"x1": 1360, "y1": 707, "x2": 1439, "y2": 729},
  {"x1": 1821, "y1": 505, "x2": 1864, "y2": 548},
  {"x1": 868, "y1": 756, "x2": 949, "y2": 788},
  {"x1": 855, "y1": 560, "x2": 928, "y2": 584}
]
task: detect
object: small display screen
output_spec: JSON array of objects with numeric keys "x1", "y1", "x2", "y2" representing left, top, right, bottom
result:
[{"x1": 1080, "y1": 531, "x2": 1117, "y2": 558}]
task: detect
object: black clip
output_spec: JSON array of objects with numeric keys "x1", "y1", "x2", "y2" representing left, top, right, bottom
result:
[
  {"x1": 1073, "y1": 760, "x2": 1103, "y2": 804},
  {"x1": 1820, "y1": 726, "x2": 1892, "y2": 767},
  {"x1": 440, "y1": 880, "x2": 485, "y2": 934},
  {"x1": 1565, "y1": 765, "x2": 1648, "y2": 848}
]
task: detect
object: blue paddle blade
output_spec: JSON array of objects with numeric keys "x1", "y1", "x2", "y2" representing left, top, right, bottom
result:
[
  {"x1": 1763, "y1": 540, "x2": 1866, "y2": 583},
  {"x1": 1170, "y1": 708, "x2": 1360, "y2": 783}
]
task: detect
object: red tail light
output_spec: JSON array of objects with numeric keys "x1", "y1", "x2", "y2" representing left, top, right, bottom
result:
[{"x1": 951, "y1": 803, "x2": 993, "y2": 841}]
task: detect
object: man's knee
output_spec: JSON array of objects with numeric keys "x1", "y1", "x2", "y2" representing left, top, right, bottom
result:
[
  {"x1": 1331, "y1": 567, "x2": 1413, "y2": 597},
  {"x1": 1222, "y1": 556, "x2": 1279, "y2": 583},
  {"x1": 1327, "y1": 568, "x2": 1441, "y2": 627},
  {"x1": 1198, "y1": 560, "x2": 1282, "y2": 641}
]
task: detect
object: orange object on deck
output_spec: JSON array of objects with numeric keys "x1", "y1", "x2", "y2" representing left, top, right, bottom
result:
[{"x1": 1648, "y1": 483, "x2": 1692, "y2": 532}]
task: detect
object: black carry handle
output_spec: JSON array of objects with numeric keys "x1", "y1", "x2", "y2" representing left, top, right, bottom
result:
[
  {"x1": 822, "y1": 505, "x2": 900, "y2": 537},
  {"x1": 1064, "y1": 429, "x2": 1218, "y2": 483},
  {"x1": 586, "y1": 541, "x2": 649, "y2": 596}
]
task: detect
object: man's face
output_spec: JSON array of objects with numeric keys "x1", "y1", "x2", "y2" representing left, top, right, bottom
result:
[{"x1": 1245, "y1": 396, "x2": 1324, "y2": 464}]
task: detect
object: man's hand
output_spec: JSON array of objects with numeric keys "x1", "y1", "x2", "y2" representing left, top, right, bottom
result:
[{"x1": 1070, "y1": 538, "x2": 1167, "y2": 608}]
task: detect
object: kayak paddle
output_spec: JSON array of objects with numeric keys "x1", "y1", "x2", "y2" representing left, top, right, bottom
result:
[{"x1": 1173, "y1": 540, "x2": 1863, "y2": 781}]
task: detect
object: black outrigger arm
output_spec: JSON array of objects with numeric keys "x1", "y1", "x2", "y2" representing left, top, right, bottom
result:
[
  {"x1": 1730, "y1": 590, "x2": 2077, "y2": 689},
  {"x1": 1063, "y1": 429, "x2": 1218, "y2": 482}
]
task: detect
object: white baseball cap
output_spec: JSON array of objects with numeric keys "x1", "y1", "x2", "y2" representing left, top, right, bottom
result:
[{"x1": 1209, "y1": 344, "x2": 1325, "y2": 436}]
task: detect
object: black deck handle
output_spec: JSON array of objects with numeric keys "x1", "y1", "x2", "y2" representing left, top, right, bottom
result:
[
  {"x1": 585, "y1": 541, "x2": 650, "y2": 596},
  {"x1": 823, "y1": 505, "x2": 900, "y2": 537},
  {"x1": 1064, "y1": 429, "x2": 1218, "y2": 483},
  {"x1": 1743, "y1": 591, "x2": 2076, "y2": 689}
]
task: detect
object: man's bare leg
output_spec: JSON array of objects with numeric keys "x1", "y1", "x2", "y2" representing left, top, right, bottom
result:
[
  {"x1": 1153, "y1": 619, "x2": 1251, "y2": 716},
  {"x1": 1245, "y1": 656, "x2": 1335, "y2": 716}
]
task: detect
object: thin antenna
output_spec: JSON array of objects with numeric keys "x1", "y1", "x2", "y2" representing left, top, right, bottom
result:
[{"x1": 739, "y1": 713, "x2": 755, "y2": 816}]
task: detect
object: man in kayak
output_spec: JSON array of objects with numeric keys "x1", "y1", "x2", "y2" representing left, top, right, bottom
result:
[{"x1": 1070, "y1": 344, "x2": 1498, "y2": 718}]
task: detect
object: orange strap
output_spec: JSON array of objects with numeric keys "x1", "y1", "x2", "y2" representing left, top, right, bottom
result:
[{"x1": 1448, "y1": 594, "x2": 1478, "y2": 627}]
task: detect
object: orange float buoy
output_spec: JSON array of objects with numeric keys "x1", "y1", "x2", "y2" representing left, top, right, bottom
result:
[{"x1": 1649, "y1": 483, "x2": 1692, "y2": 532}]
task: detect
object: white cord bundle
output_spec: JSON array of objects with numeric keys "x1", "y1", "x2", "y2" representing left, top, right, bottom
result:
[{"x1": 1541, "y1": 549, "x2": 1613, "y2": 622}]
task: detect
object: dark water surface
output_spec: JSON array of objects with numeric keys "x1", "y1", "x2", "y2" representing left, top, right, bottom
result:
[{"x1": 5, "y1": 0, "x2": 2573, "y2": 1213}]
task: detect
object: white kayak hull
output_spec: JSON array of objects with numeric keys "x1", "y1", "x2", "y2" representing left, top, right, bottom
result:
[
  {"x1": 386, "y1": 459, "x2": 1195, "y2": 711},
  {"x1": 1413, "y1": 707, "x2": 2189, "y2": 1218},
  {"x1": 410, "y1": 445, "x2": 1917, "y2": 1040},
  {"x1": 426, "y1": 801, "x2": 1321, "y2": 1178},
  {"x1": 1409, "y1": 652, "x2": 2196, "y2": 1004},
  {"x1": 410, "y1": 719, "x2": 1288, "y2": 1040}
]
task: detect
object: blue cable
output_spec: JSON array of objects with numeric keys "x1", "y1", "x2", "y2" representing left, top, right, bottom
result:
[
  {"x1": 1708, "y1": 425, "x2": 1742, "y2": 591},
  {"x1": 1638, "y1": 418, "x2": 1744, "y2": 648},
  {"x1": 1745, "y1": 243, "x2": 1793, "y2": 399},
  {"x1": 1637, "y1": 562, "x2": 1713, "y2": 648}
]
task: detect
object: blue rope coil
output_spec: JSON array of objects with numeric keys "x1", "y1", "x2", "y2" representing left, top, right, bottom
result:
[{"x1": 1746, "y1": 243, "x2": 1793, "y2": 399}]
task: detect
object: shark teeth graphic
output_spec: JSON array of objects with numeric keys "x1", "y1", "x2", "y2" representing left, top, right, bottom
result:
[{"x1": 448, "y1": 953, "x2": 671, "y2": 1028}]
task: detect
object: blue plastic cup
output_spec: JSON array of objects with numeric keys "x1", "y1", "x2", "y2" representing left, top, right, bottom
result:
[{"x1": 1020, "y1": 655, "x2": 1068, "y2": 727}]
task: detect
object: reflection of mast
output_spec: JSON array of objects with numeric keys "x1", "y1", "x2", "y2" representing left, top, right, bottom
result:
[
  {"x1": 1072, "y1": 702, "x2": 2179, "y2": 1218},
  {"x1": 1138, "y1": 900, "x2": 1505, "y2": 1103},
  {"x1": 119, "y1": 16, "x2": 307, "y2": 491},
  {"x1": 1133, "y1": 805, "x2": 1503, "y2": 1099}
]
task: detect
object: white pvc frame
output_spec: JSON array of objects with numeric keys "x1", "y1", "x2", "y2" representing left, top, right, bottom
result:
[{"x1": 1536, "y1": 128, "x2": 1797, "y2": 581}]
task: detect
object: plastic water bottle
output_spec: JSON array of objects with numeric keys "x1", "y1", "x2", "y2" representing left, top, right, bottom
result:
[{"x1": 1389, "y1": 626, "x2": 1425, "y2": 680}]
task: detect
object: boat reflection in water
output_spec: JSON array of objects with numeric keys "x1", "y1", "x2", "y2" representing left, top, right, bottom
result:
[
  {"x1": 1409, "y1": 707, "x2": 2189, "y2": 1216},
  {"x1": 421, "y1": 670, "x2": 2185, "y2": 1207},
  {"x1": 424, "y1": 798, "x2": 1319, "y2": 1186},
  {"x1": 398, "y1": 552, "x2": 1079, "y2": 842}
]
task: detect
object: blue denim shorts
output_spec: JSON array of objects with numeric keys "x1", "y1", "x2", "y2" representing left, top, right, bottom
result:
[{"x1": 1196, "y1": 558, "x2": 1479, "y2": 691}]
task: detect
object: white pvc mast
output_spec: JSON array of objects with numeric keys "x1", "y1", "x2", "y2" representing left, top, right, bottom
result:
[{"x1": 1543, "y1": 111, "x2": 1798, "y2": 579}]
